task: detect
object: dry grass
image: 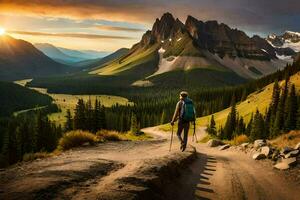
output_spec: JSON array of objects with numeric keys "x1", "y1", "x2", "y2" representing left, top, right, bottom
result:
[
  {"x1": 58, "y1": 130, "x2": 98, "y2": 150},
  {"x1": 23, "y1": 152, "x2": 51, "y2": 162},
  {"x1": 231, "y1": 135, "x2": 249, "y2": 146},
  {"x1": 270, "y1": 130, "x2": 300, "y2": 149},
  {"x1": 96, "y1": 130, "x2": 123, "y2": 141}
]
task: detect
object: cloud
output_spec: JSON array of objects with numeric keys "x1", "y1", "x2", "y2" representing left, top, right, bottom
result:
[
  {"x1": 8, "y1": 30, "x2": 135, "y2": 40},
  {"x1": 1, "y1": 0, "x2": 300, "y2": 34},
  {"x1": 95, "y1": 25, "x2": 145, "y2": 32}
]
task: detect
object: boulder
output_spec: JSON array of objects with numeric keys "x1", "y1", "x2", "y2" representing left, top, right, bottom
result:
[
  {"x1": 274, "y1": 162, "x2": 290, "y2": 170},
  {"x1": 280, "y1": 146, "x2": 293, "y2": 154},
  {"x1": 284, "y1": 150, "x2": 299, "y2": 159},
  {"x1": 254, "y1": 140, "x2": 266, "y2": 149},
  {"x1": 274, "y1": 157, "x2": 297, "y2": 170},
  {"x1": 219, "y1": 144, "x2": 230, "y2": 151},
  {"x1": 207, "y1": 139, "x2": 224, "y2": 147},
  {"x1": 294, "y1": 143, "x2": 300, "y2": 150},
  {"x1": 261, "y1": 146, "x2": 271, "y2": 157},
  {"x1": 252, "y1": 153, "x2": 266, "y2": 160},
  {"x1": 241, "y1": 143, "x2": 249, "y2": 148}
]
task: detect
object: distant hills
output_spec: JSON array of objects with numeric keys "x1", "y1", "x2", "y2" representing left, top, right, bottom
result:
[
  {"x1": 0, "y1": 35, "x2": 72, "y2": 81},
  {"x1": 89, "y1": 12, "x2": 292, "y2": 88},
  {"x1": 35, "y1": 43, "x2": 110, "y2": 65},
  {"x1": 0, "y1": 81, "x2": 53, "y2": 117}
]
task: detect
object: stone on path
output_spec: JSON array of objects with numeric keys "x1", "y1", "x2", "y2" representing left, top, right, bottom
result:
[
  {"x1": 284, "y1": 150, "x2": 299, "y2": 158},
  {"x1": 254, "y1": 140, "x2": 266, "y2": 149},
  {"x1": 219, "y1": 144, "x2": 230, "y2": 151},
  {"x1": 207, "y1": 139, "x2": 224, "y2": 147},
  {"x1": 252, "y1": 153, "x2": 266, "y2": 160},
  {"x1": 261, "y1": 146, "x2": 271, "y2": 157}
]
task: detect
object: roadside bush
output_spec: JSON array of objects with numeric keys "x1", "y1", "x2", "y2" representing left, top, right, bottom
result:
[
  {"x1": 23, "y1": 152, "x2": 50, "y2": 162},
  {"x1": 58, "y1": 130, "x2": 98, "y2": 150},
  {"x1": 96, "y1": 130, "x2": 122, "y2": 141},
  {"x1": 232, "y1": 134, "x2": 249, "y2": 145},
  {"x1": 270, "y1": 130, "x2": 300, "y2": 149}
]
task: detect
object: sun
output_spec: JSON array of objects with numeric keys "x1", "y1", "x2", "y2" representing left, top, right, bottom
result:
[{"x1": 0, "y1": 27, "x2": 6, "y2": 35}]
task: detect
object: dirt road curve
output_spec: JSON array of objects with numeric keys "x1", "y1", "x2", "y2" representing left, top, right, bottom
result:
[{"x1": 1, "y1": 127, "x2": 299, "y2": 200}]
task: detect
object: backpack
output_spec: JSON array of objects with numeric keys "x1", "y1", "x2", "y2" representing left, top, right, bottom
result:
[{"x1": 180, "y1": 98, "x2": 196, "y2": 122}]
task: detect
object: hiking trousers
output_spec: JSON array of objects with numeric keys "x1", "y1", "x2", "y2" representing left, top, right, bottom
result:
[{"x1": 177, "y1": 121, "x2": 190, "y2": 147}]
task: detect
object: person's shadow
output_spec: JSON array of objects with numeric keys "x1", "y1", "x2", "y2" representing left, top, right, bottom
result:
[{"x1": 163, "y1": 151, "x2": 217, "y2": 200}]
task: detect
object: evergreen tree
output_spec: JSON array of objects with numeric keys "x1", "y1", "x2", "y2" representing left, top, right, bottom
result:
[
  {"x1": 85, "y1": 98, "x2": 93, "y2": 132},
  {"x1": 284, "y1": 84, "x2": 297, "y2": 131},
  {"x1": 250, "y1": 110, "x2": 265, "y2": 141},
  {"x1": 245, "y1": 113, "x2": 253, "y2": 136},
  {"x1": 223, "y1": 96, "x2": 236, "y2": 140},
  {"x1": 64, "y1": 109, "x2": 73, "y2": 132},
  {"x1": 160, "y1": 110, "x2": 167, "y2": 125},
  {"x1": 130, "y1": 113, "x2": 139, "y2": 134},
  {"x1": 74, "y1": 99, "x2": 86, "y2": 130},
  {"x1": 207, "y1": 115, "x2": 217, "y2": 136}
]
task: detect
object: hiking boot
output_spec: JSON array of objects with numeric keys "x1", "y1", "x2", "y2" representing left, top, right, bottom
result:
[
  {"x1": 182, "y1": 145, "x2": 186, "y2": 152},
  {"x1": 180, "y1": 141, "x2": 184, "y2": 151}
]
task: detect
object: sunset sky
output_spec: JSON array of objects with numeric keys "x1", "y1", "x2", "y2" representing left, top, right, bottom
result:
[{"x1": 0, "y1": 0, "x2": 299, "y2": 52}]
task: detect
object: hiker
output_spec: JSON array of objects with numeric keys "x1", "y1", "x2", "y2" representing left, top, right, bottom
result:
[{"x1": 170, "y1": 91, "x2": 196, "y2": 151}]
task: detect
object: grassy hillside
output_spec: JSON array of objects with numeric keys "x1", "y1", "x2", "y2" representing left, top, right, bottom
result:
[
  {"x1": 0, "y1": 81, "x2": 53, "y2": 117},
  {"x1": 195, "y1": 72, "x2": 300, "y2": 127},
  {"x1": 90, "y1": 45, "x2": 159, "y2": 76}
]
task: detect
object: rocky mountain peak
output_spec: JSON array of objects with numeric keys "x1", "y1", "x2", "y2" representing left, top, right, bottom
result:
[{"x1": 151, "y1": 12, "x2": 182, "y2": 42}]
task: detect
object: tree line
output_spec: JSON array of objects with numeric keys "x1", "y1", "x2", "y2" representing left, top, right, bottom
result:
[
  {"x1": 0, "y1": 112, "x2": 62, "y2": 167},
  {"x1": 208, "y1": 72, "x2": 300, "y2": 141}
]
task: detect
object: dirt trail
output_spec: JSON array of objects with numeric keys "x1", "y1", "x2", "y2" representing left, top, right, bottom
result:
[{"x1": 1, "y1": 126, "x2": 299, "y2": 200}]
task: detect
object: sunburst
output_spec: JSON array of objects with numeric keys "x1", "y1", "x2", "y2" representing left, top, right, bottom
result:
[{"x1": 0, "y1": 27, "x2": 6, "y2": 35}]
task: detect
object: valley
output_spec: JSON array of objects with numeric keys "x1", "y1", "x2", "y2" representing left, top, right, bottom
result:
[{"x1": 14, "y1": 79, "x2": 133, "y2": 125}]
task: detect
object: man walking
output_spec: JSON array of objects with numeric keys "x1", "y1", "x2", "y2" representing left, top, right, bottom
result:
[{"x1": 171, "y1": 91, "x2": 196, "y2": 151}]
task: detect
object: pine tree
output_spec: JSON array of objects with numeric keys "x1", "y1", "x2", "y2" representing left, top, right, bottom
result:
[
  {"x1": 160, "y1": 110, "x2": 167, "y2": 125},
  {"x1": 64, "y1": 109, "x2": 73, "y2": 132},
  {"x1": 250, "y1": 110, "x2": 265, "y2": 141},
  {"x1": 207, "y1": 115, "x2": 217, "y2": 136},
  {"x1": 223, "y1": 96, "x2": 237, "y2": 140},
  {"x1": 130, "y1": 113, "x2": 139, "y2": 134},
  {"x1": 245, "y1": 113, "x2": 253, "y2": 136},
  {"x1": 74, "y1": 99, "x2": 86, "y2": 130},
  {"x1": 284, "y1": 84, "x2": 297, "y2": 131},
  {"x1": 85, "y1": 98, "x2": 93, "y2": 132}
]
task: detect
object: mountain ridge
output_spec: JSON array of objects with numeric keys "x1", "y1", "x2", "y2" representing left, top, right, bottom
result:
[{"x1": 90, "y1": 12, "x2": 288, "y2": 86}]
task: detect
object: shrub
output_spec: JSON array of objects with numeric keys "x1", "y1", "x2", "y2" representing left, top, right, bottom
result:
[
  {"x1": 58, "y1": 130, "x2": 98, "y2": 150},
  {"x1": 23, "y1": 152, "x2": 50, "y2": 162},
  {"x1": 232, "y1": 134, "x2": 249, "y2": 145},
  {"x1": 96, "y1": 130, "x2": 122, "y2": 141},
  {"x1": 270, "y1": 130, "x2": 300, "y2": 149}
]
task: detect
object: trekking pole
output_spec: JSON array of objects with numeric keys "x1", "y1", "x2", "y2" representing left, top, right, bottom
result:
[
  {"x1": 193, "y1": 121, "x2": 198, "y2": 143},
  {"x1": 169, "y1": 125, "x2": 174, "y2": 152}
]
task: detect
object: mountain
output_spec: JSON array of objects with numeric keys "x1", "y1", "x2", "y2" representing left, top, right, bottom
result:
[
  {"x1": 90, "y1": 13, "x2": 287, "y2": 87},
  {"x1": 0, "y1": 81, "x2": 53, "y2": 117},
  {"x1": 35, "y1": 43, "x2": 84, "y2": 64},
  {"x1": 0, "y1": 35, "x2": 71, "y2": 81},
  {"x1": 35, "y1": 43, "x2": 110, "y2": 65},
  {"x1": 75, "y1": 48, "x2": 130, "y2": 69},
  {"x1": 267, "y1": 31, "x2": 299, "y2": 60},
  {"x1": 57, "y1": 47, "x2": 109, "y2": 60}
]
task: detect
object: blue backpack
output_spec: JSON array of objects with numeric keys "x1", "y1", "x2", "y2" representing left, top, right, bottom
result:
[{"x1": 180, "y1": 98, "x2": 196, "y2": 122}]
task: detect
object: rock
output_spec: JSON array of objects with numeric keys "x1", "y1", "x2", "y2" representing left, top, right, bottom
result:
[
  {"x1": 271, "y1": 150, "x2": 280, "y2": 161},
  {"x1": 295, "y1": 143, "x2": 300, "y2": 150},
  {"x1": 274, "y1": 162, "x2": 290, "y2": 170},
  {"x1": 280, "y1": 146, "x2": 293, "y2": 154},
  {"x1": 241, "y1": 143, "x2": 249, "y2": 148},
  {"x1": 274, "y1": 157, "x2": 297, "y2": 170},
  {"x1": 252, "y1": 153, "x2": 266, "y2": 160},
  {"x1": 254, "y1": 140, "x2": 266, "y2": 149},
  {"x1": 219, "y1": 144, "x2": 230, "y2": 151},
  {"x1": 207, "y1": 139, "x2": 224, "y2": 147},
  {"x1": 261, "y1": 146, "x2": 271, "y2": 157},
  {"x1": 284, "y1": 150, "x2": 299, "y2": 159}
]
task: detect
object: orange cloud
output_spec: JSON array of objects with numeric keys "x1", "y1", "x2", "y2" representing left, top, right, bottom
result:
[
  {"x1": 8, "y1": 30, "x2": 135, "y2": 40},
  {"x1": 95, "y1": 25, "x2": 145, "y2": 32}
]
